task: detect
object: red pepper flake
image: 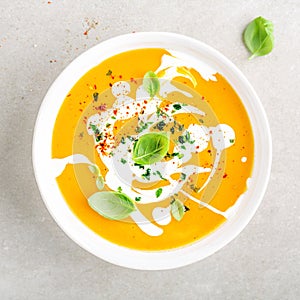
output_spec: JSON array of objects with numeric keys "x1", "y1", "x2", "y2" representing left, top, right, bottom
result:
[
  {"x1": 111, "y1": 75, "x2": 115, "y2": 80},
  {"x1": 208, "y1": 150, "x2": 211, "y2": 153},
  {"x1": 119, "y1": 75, "x2": 122, "y2": 79},
  {"x1": 144, "y1": 100, "x2": 148, "y2": 104},
  {"x1": 47, "y1": 1, "x2": 52, "y2": 4},
  {"x1": 113, "y1": 109, "x2": 117, "y2": 115},
  {"x1": 93, "y1": 84, "x2": 97, "y2": 89},
  {"x1": 67, "y1": 94, "x2": 71, "y2": 97},
  {"x1": 79, "y1": 109, "x2": 83, "y2": 112},
  {"x1": 196, "y1": 146, "x2": 199, "y2": 149},
  {"x1": 109, "y1": 83, "x2": 112, "y2": 87},
  {"x1": 130, "y1": 77, "x2": 137, "y2": 84},
  {"x1": 223, "y1": 173, "x2": 228, "y2": 178},
  {"x1": 202, "y1": 96, "x2": 205, "y2": 100},
  {"x1": 126, "y1": 106, "x2": 130, "y2": 109},
  {"x1": 83, "y1": 18, "x2": 99, "y2": 36}
]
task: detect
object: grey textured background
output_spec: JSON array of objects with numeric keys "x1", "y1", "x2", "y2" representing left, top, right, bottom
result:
[{"x1": 1, "y1": 1, "x2": 299, "y2": 299}]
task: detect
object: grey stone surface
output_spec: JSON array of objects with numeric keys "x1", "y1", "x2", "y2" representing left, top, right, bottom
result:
[{"x1": 0, "y1": 0, "x2": 299, "y2": 299}]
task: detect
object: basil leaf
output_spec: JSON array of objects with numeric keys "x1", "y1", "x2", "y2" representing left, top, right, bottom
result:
[
  {"x1": 155, "y1": 188, "x2": 163, "y2": 198},
  {"x1": 143, "y1": 71, "x2": 160, "y2": 97},
  {"x1": 243, "y1": 16, "x2": 274, "y2": 59},
  {"x1": 96, "y1": 176, "x2": 104, "y2": 190},
  {"x1": 88, "y1": 164, "x2": 100, "y2": 176},
  {"x1": 132, "y1": 133, "x2": 170, "y2": 165},
  {"x1": 171, "y1": 199, "x2": 185, "y2": 221},
  {"x1": 88, "y1": 191, "x2": 136, "y2": 220}
]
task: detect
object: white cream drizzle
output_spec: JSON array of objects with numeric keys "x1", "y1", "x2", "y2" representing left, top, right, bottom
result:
[
  {"x1": 152, "y1": 206, "x2": 172, "y2": 226},
  {"x1": 53, "y1": 51, "x2": 250, "y2": 237}
]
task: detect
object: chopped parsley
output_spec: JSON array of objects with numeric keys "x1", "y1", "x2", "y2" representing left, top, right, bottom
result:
[
  {"x1": 134, "y1": 162, "x2": 145, "y2": 169},
  {"x1": 120, "y1": 158, "x2": 127, "y2": 164},
  {"x1": 93, "y1": 92, "x2": 99, "y2": 102},
  {"x1": 120, "y1": 136, "x2": 126, "y2": 144},
  {"x1": 136, "y1": 121, "x2": 153, "y2": 133},
  {"x1": 106, "y1": 70, "x2": 112, "y2": 76},
  {"x1": 135, "y1": 197, "x2": 141, "y2": 202},
  {"x1": 165, "y1": 152, "x2": 183, "y2": 159},
  {"x1": 117, "y1": 186, "x2": 122, "y2": 193},
  {"x1": 156, "y1": 170, "x2": 167, "y2": 181},
  {"x1": 230, "y1": 139, "x2": 235, "y2": 143},
  {"x1": 173, "y1": 104, "x2": 182, "y2": 110},
  {"x1": 180, "y1": 173, "x2": 187, "y2": 180},
  {"x1": 154, "y1": 120, "x2": 166, "y2": 131},
  {"x1": 141, "y1": 168, "x2": 151, "y2": 180},
  {"x1": 90, "y1": 123, "x2": 103, "y2": 142}
]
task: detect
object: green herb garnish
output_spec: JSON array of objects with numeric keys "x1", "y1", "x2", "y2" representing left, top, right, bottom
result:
[
  {"x1": 93, "y1": 92, "x2": 99, "y2": 102},
  {"x1": 170, "y1": 199, "x2": 186, "y2": 221},
  {"x1": 135, "y1": 197, "x2": 141, "y2": 202},
  {"x1": 230, "y1": 139, "x2": 235, "y2": 143},
  {"x1": 180, "y1": 173, "x2": 187, "y2": 180},
  {"x1": 96, "y1": 176, "x2": 104, "y2": 190},
  {"x1": 136, "y1": 121, "x2": 153, "y2": 133},
  {"x1": 90, "y1": 124, "x2": 103, "y2": 142},
  {"x1": 143, "y1": 71, "x2": 160, "y2": 97},
  {"x1": 243, "y1": 16, "x2": 274, "y2": 59},
  {"x1": 156, "y1": 188, "x2": 163, "y2": 198},
  {"x1": 88, "y1": 191, "x2": 136, "y2": 220},
  {"x1": 154, "y1": 120, "x2": 166, "y2": 131},
  {"x1": 141, "y1": 168, "x2": 151, "y2": 180},
  {"x1": 165, "y1": 152, "x2": 183, "y2": 159},
  {"x1": 120, "y1": 158, "x2": 127, "y2": 164},
  {"x1": 120, "y1": 136, "x2": 126, "y2": 144},
  {"x1": 106, "y1": 70, "x2": 112, "y2": 76},
  {"x1": 132, "y1": 132, "x2": 170, "y2": 165},
  {"x1": 173, "y1": 104, "x2": 182, "y2": 110},
  {"x1": 134, "y1": 163, "x2": 145, "y2": 169},
  {"x1": 156, "y1": 170, "x2": 167, "y2": 181},
  {"x1": 88, "y1": 164, "x2": 100, "y2": 176}
]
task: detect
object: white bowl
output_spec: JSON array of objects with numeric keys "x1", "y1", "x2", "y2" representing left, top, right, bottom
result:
[{"x1": 33, "y1": 32, "x2": 272, "y2": 270}]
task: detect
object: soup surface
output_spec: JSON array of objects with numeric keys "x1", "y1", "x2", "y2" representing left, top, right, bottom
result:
[{"x1": 52, "y1": 48, "x2": 254, "y2": 250}]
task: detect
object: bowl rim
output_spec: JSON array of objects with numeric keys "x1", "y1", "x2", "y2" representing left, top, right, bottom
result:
[{"x1": 32, "y1": 32, "x2": 272, "y2": 270}]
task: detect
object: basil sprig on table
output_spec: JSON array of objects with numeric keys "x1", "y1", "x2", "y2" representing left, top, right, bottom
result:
[
  {"x1": 243, "y1": 16, "x2": 274, "y2": 59},
  {"x1": 88, "y1": 191, "x2": 136, "y2": 220},
  {"x1": 143, "y1": 71, "x2": 160, "y2": 97},
  {"x1": 132, "y1": 133, "x2": 170, "y2": 165}
]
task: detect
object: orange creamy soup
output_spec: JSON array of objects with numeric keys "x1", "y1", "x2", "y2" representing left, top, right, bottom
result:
[{"x1": 52, "y1": 48, "x2": 254, "y2": 250}]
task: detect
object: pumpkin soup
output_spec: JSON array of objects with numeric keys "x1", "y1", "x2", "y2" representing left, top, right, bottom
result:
[{"x1": 52, "y1": 48, "x2": 254, "y2": 250}]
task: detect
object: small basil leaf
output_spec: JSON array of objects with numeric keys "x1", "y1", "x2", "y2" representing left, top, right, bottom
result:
[
  {"x1": 243, "y1": 16, "x2": 274, "y2": 59},
  {"x1": 132, "y1": 133, "x2": 170, "y2": 165},
  {"x1": 171, "y1": 199, "x2": 185, "y2": 221},
  {"x1": 143, "y1": 71, "x2": 160, "y2": 97},
  {"x1": 96, "y1": 176, "x2": 104, "y2": 190},
  {"x1": 88, "y1": 164, "x2": 100, "y2": 176},
  {"x1": 155, "y1": 188, "x2": 163, "y2": 198},
  {"x1": 88, "y1": 191, "x2": 136, "y2": 220}
]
